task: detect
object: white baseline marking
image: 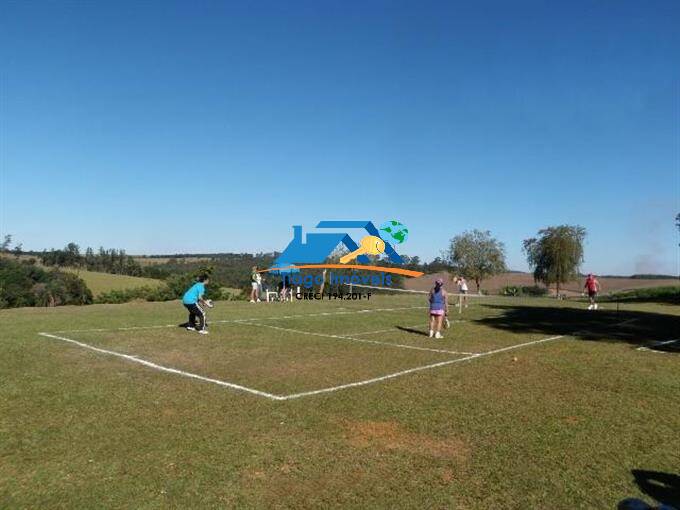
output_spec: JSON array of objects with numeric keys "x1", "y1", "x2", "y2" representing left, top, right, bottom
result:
[
  {"x1": 241, "y1": 322, "x2": 477, "y2": 356},
  {"x1": 38, "y1": 332, "x2": 285, "y2": 400},
  {"x1": 51, "y1": 306, "x2": 427, "y2": 334},
  {"x1": 279, "y1": 335, "x2": 565, "y2": 400}
]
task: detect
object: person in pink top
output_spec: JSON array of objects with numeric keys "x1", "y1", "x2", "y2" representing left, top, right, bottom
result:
[{"x1": 584, "y1": 274, "x2": 600, "y2": 310}]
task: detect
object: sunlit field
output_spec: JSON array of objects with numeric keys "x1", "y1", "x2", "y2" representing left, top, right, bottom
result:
[{"x1": 1, "y1": 295, "x2": 678, "y2": 508}]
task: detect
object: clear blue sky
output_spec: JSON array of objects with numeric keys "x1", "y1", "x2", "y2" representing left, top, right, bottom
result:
[{"x1": 1, "y1": 0, "x2": 678, "y2": 275}]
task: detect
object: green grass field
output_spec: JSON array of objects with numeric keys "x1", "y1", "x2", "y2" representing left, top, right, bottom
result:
[
  {"x1": 1, "y1": 295, "x2": 678, "y2": 509},
  {"x1": 62, "y1": 268, "x2": 163, "y2": 296}
]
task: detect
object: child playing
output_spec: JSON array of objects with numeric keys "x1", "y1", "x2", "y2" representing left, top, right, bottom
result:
[
  {"x1": 182, "y1": 274, "x2": 211, "y2": 334},
  {"x1": 428, "y1": 278, "x2": 449, "y2": 339}
]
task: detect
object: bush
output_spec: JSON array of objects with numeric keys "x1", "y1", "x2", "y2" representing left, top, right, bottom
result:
[
  {"x1": 500, "y1": 285, "x2": 548, "y2": 297},
  {"x1": 521, "y1": 285, "x2": 549, "y2": 297},
  {"x1": 0, "y1": 258, "x2": 93, "y2": 308},
  {"x1": 501, "y1": 285, "x2": 520, "y2": 296}
]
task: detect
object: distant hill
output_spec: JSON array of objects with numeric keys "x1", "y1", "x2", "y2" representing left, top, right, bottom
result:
[
  {"x1": 404, "y1": 271, "x2": 679, "y2": 296},
  {"x1": 62, "y1": 268, "x2": 162, "y2": 297}
]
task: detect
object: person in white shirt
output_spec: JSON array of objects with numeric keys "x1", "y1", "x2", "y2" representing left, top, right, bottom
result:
[
  {"x1": 250, "y1": 266, "x2": 262, "y2": 303},
  {"x1": 455, "y1": 276, "x2": 468, "y2": 308}
]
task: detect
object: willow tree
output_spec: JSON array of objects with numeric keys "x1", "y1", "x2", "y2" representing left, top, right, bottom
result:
[{"x1": 523, "y1": 225, "x2": 586, "y2": 296}]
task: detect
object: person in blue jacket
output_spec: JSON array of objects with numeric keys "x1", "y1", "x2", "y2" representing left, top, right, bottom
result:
[{"x1": 182, "y1": 274, "x2": 211, "y2": 335}]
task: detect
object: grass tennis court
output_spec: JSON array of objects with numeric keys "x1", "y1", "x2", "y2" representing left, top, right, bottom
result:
[{"x1": 1, "y1": 295, "x2": 678, "y2": 508}]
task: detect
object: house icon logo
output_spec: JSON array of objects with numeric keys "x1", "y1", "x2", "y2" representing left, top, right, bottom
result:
[{"x1": 263, "y1": 220, "x2": 423, "y2": 279}]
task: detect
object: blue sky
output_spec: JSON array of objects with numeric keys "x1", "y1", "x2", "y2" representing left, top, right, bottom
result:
[{"x1": 1, "y1": 0, "x2": 678, "y2": 274}]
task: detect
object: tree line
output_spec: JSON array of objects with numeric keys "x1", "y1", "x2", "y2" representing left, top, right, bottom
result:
[
  {"x1": 0, "y1": 223, "x2": 631, "y2": 308},
  {"x1": 39, "y1": 243, "x2": 144, "y2": 276}
]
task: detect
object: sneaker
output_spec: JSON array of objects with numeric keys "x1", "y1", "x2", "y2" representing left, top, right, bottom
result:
[
  {"x1": 593, "y1": 304, "x2": 598, "y2": 310},
  {"x1": 435, "y1": 332, "x2": 443, "y2": 339},
  {"x1": 256, "y1": 299, "x2": 261, "y2": 302},
  {"x1": 186, "y1": 326, "x2": 196, "y2": 331},
  {"x1": 429, "y1": 330, "x2": 434, "y2": 338},
  {"x1": 250, "y1": 300, "x2": 255, "y2": 303},
  {"x1": 198, "y1": 330, "x2": 209, "y2": 335}
]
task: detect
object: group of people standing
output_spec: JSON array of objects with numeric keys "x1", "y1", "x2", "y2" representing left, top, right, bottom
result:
[
  {"x1": 250, "y1": 266, "x2": 294, "y2": 303},
  {"x1": 427, "y1": 274, "x2": 602, "y2": 339}
]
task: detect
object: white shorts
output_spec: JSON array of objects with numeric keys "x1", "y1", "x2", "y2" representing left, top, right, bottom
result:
[{"x1": 251, "y1": 282, "x2": 258, "y2": 289}]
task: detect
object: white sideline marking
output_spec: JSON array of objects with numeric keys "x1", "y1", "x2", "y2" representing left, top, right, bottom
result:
[
  {"x1": 241, "y1": 322, "x2": 477, "y2": 356},
  {"x1": 51, "y1": 306, "x2": 427, "y2": 334},
  {"x1": 37, "y1": 332, "x2": 285, "y2": 400},
  {"x1": 279, "y1": 335, "x2": 565, "y2": 400},
  {"x1": 38, "y1": 330, "x2": 564, "y2": 401}
]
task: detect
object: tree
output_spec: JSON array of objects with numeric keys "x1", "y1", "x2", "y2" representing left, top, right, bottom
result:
[
  {"x1": 445, "y1": 230, "x2": 506, "y2": 292},
  {"x1": 523, "y1": 225, "x2": 586, "y2": 296},
  {"x1": 1, "y1": 234, "x2": 11, "y2": 252}
]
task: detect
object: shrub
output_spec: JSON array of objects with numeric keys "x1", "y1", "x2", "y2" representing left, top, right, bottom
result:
[
  {"x1": 521, "y1": 285, "x2": 549, "y2": 297},
  {"x1": 501, "y1": 285, "x2": 520, "y2": 296},
  {"x1": 0, "y1": 258, "x2": 92, "y2": 308}
]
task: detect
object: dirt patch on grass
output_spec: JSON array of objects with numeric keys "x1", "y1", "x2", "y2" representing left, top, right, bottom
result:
[{"x1": 344, "y1": 420, "x2": 470, "y2": 462}]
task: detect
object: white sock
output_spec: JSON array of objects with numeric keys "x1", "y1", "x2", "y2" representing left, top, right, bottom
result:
[{"x1": 429, "y1": 330, "x2": 434, "y2": 338}]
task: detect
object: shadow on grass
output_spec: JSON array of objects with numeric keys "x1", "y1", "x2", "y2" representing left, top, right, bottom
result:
[
  {"x1": 395, "y1": 326, "x2": 429, "y2": 336},
  {"x1": 632, "y1": 469, "x2": 680, "y2": 507},
  {"x1": 476, "y1": 305, "x2": 680, "y2": 347}
]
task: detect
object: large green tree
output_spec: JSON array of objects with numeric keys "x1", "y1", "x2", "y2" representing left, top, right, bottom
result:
[
  {"x1": 445, "y1": 230, "x2": 506, "y2": 292},
  {"x1": 523, "y1": 225, "x2": 586, "y2": 296}
]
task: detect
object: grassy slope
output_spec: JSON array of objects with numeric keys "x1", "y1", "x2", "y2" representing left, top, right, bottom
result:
[
  {"x1": 405, "y1": 271, "x2": 680, "y2": 296},
  {"x1": 0, "y1": 297, "x2": 678, "y2": 509},
  {"x1": 62, "y1": 268, "x2": 162, "y2": 296}
]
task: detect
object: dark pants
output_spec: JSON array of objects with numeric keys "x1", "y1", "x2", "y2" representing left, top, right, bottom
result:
[{"x1": 184, "y1": 303, "x2": 206, "y2": 331}]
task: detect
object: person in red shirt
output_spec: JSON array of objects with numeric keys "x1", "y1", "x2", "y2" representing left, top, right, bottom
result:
[{"x1": 584, "y1": 274, "x2": 600, "y2": 310}]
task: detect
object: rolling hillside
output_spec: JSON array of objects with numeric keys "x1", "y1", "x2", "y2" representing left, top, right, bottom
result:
[
  {"x1": 62, "y1": 268, "x2": 163, "y2": 296},
  {"x1": 404, "y1": 271, "x2": 679, "y2": 296}
]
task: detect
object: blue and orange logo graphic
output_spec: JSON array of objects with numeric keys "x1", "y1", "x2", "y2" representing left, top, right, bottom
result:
[{"x1": 262, "y1": 220, "x2": 423, "y2": 278}]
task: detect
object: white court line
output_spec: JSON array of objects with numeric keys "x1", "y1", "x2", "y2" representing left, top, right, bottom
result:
[
  {"x1": 51, "y1": 306, "x2": 427, "y2": 334},
  {"x1": 38, "y1": 315, "x2": 637, "y2": 400},
  {"x1": 636, "y1": 339, "x2": 679, "y2": 353},
  {"x1": 37, "y1": 333, "x2": 285, "y2": 400},
  {"x1": 37, "y1": 331, "x2": 563, "y2": 401},
  {"x1": 241, "y1": 322, "x2": 477, "y2": 356},
  {"x1": 279, "y1": 335, "x2": 565, "y2": 400}
]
